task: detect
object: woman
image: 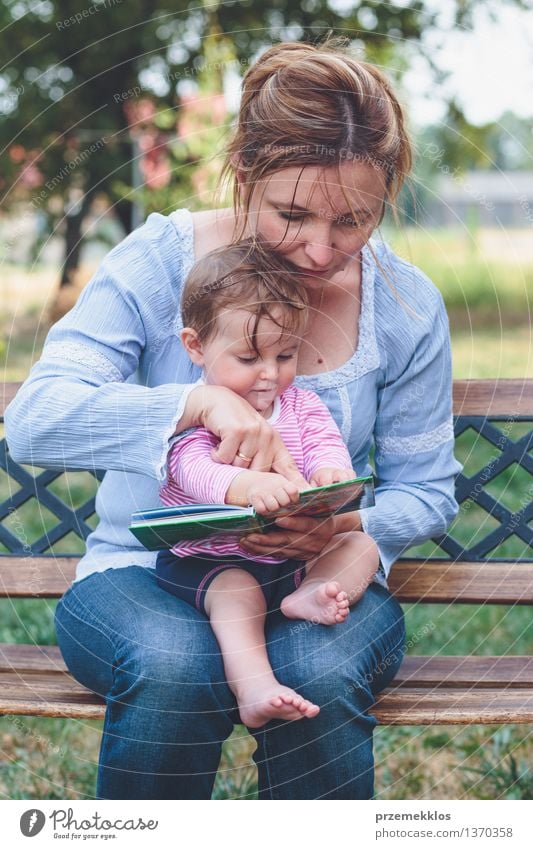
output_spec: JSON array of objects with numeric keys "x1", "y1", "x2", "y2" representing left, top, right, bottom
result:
[{"x1": 5, "y1": 39, "x2": 460, "y2": 800}]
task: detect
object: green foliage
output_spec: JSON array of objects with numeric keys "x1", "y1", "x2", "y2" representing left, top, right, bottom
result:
[
  {"x1": 385, "y1": 228, "x2": 533, "y2": 319},
  {"x1": 456, "y1": 727, "x2": 533, "y2": 800},
  {"x1": 1, "y1": 0, "x2": 515, "y2": 277}
]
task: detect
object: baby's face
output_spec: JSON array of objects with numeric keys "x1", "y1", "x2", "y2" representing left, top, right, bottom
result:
[{"x1": 200, "y1": 308, "x2": 301, "y2": 415}]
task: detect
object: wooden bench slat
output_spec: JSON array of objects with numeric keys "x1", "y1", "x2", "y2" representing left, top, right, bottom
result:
[
  {"x1": 388, "y1": 560, "x2": 533, "y2": 603},
  {"x1": 394, "y1": 655, "x2": 533, "y2": 688},
  {"x1": 372, "y1": 688, "x2": 533, "y2": 725},
  {"x1": 0, "y1": 382, "x2": 22, "y2": 417},
  {"x1": 0, "y1": 670, "x2": 105, "y2": 719},
  {"x1": 3, "y1": 557, "x2": 533, "y2": 603},
  {"x1": 3, "y1": 645, "x2": 533, "y2": 689},
  {"x1": 4, "y1": 380, "x2": 533, "y2": 419},
  {"x1": 0, "y1": 671, "x2": 91, "y2": 693},
  {"x1": 2, "y1": 668, "x2": 533, "y2": 723},
  {"x1": 452, "y1": 379, "x2": 533, "y2": 416},
  {"x1": 2, "y1": 652, "x2": 533, "y2": 724},
  {"x1": 0, "y1": 557, "x2": 79, "y2": 597},
  {"x1": 0, "y1": 644, "x2": 67, "y2": 673},
  {"x1": 0, "y1": 698, "x2": 104, "y2": 720}
]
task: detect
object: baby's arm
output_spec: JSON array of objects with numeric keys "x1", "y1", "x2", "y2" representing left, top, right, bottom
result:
[
  {"x1": 164, "y1": 428, "x2": 306, "y2": 515},
  {"x1": 163, "y1": 429, "x2": 246, "y2": 505}
]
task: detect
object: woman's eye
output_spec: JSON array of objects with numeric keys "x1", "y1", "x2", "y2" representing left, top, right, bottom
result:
[
  {"x1": 279, "y1": 212, "x2": 306, "y2": 223},
  {"x1": 337, "y1": 217, "x2": 368, "y2": 229}
]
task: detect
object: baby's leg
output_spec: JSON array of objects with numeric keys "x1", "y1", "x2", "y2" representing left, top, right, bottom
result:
[
  {"x1": 205, "y1": 568, "x2": 320, "y2": 728},
  {"x1": 281, "y1": 531, "x2": 379, "y2": 626}
]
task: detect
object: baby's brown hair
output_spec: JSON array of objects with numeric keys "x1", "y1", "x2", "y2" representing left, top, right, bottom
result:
[{"x1": 181, "y1": 240, "x2": 309, "y2": 354}]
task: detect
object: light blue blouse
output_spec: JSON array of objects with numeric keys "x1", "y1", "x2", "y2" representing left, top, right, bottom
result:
[{"x1": 5, "y1": 208, "x2": 462, "y2": 585}]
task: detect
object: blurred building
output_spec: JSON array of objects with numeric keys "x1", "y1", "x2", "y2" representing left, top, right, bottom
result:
[{"x1": 422, "y1": 171, "x2": 533, "y2": 228}]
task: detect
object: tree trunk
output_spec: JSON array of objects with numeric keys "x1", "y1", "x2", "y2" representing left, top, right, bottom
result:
[
  {"x1": 114, "y1": 197, "x2": 134, "y2": 236},
  {"x1": 59, "y1": 190, "x2": 96, "y2": 288}
]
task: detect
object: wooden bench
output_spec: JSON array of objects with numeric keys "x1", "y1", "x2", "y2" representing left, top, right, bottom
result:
[{"x1": 1, "y1": 379, "x2": 532, "y2": 725}]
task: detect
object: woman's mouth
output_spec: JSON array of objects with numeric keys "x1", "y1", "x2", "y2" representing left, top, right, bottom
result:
[{"x1": 294, "y1": 265, "x2": 328, "y2": 276}]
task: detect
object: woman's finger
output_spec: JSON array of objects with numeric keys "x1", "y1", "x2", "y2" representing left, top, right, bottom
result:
[
  {"x1": 212, "y1": 432, "x2": 243, "y2": 465},
  {"x1": 270, "y1": 438, "x2": 305, "y2": 482},
  {"x1": 241, "y1": 515, "x2": 335, "y2": 558},
  {"x1": 230, "y1": 423, "x2": 278, "y2": 472},
  {"x1": 198, "y1": 386, "x2": 301, "y2": 474},
  {"x1": 246, "y1": 437, "x2": 277, "y2": 472}
]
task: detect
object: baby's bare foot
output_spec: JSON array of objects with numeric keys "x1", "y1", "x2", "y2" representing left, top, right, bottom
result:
[
  {"x1": 237, "y1": 681, "x2": 320, "y2": 729},
  {"x1": 281, "y1": 580, "x2": 350, "y2": 625}
]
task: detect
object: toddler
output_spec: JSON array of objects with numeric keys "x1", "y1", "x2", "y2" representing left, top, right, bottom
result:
[{"x1": 156, "y1": 241, "x2": 379, "y2": 728}]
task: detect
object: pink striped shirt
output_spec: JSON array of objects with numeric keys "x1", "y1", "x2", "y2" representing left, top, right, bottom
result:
[{"x1": 160, "y1": 384, "x2": 352, "y2": 563}]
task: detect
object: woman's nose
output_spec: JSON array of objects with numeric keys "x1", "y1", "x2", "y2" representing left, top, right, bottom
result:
[{"x1": 303, "y1": 239, "x2": 334, "y2": 268}]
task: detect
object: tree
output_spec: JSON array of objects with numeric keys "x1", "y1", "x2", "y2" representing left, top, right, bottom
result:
[{"x1": 0, "y1": 0, "x2": 522, "y2": 301}]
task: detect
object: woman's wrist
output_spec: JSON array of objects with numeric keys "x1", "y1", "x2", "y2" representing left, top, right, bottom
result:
[
  {"x1": 173, "y1": 385, "x2": 203, "y2": 433},
  {"x1": 176, "y1": 384, "x2": 219, "y2": 433},
  {"x1": 332, "y1": 511, "x2": 362, "y2": 533}
]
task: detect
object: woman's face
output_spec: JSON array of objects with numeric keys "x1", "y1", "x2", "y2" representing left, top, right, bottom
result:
[{"x1": 241, "y1": 161, "x2": 387, "y2": 288}]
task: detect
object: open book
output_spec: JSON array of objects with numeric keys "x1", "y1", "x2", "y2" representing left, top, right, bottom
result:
[{"x1": 129, "y1": 475, "x2": 375, "y2": 550}]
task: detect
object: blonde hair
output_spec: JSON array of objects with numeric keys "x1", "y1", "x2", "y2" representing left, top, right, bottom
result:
[{"x1": 221, "y1": 37, "x2": 412, "y2": 225}]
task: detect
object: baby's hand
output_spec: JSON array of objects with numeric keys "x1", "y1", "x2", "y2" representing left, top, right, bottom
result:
[
  {"x1": 309, "y1": 467, "x2": 357, "y2": 488},
  {"x1": 247, "y1": 472, "x2": 302, "y2": 515}
]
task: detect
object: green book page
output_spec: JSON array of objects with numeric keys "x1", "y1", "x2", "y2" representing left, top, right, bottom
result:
[{"x1": 129, "y1": 476, "x2": 374, "y2": 550}]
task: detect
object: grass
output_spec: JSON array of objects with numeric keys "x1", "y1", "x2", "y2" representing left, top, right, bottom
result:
[
  {"x1": 385, "y1": 227, "x2": 533, "y2": 320},
  {"x1": 1, "y1": 238, "x2": 532, "y2": 800}
]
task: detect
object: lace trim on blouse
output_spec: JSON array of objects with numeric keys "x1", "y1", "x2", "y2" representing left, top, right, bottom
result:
[
  {"x1": 169, "y1": 208, "x2": 196, "y2": 335},
  {"x1": 294, "y1": 243, "x2": 379, "y2": 390},
  {"x1": 44, "y1": 341, "x2": 124, "y2": 383},
  {"x1": 337, "y1": 384, "x2": 352, "y2": 444},
  {"x1": 376, "y1": 418, "x2": 454, "y2": 456}
]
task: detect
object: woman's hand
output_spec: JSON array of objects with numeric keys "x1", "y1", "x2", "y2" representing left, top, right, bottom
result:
[
  {"x1": 240, "y1": 514, "x2": 338, "y2": 561},
  {"x1": 240, "y1": 509, "x2": 363, "y2": 560},
  {"x1": 180, "y1": 384, "x2": 305, "y2": 479}
]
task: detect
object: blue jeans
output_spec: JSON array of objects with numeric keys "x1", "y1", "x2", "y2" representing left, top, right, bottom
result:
[{"x1": 54, "y1": 565, "x2": 405, "y2": 800}]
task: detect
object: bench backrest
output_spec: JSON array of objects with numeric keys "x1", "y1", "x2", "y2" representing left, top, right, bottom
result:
[{"x1": 1, "y1": 379, "x2": 532, "y2": 602}]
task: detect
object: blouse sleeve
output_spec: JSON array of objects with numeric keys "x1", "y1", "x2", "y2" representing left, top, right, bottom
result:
[
  {"x1": 359, "y1": 285, "x2": 462, "y2": 578},
  {"x1": 4, "y1": 213, "x2": 196, "y2": 482}
]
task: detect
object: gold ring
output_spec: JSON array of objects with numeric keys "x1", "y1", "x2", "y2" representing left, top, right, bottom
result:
[{"x1": 236, "y1": 451, "x2": 253, "y2": 463}]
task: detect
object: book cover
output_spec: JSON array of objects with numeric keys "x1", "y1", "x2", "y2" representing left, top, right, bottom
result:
[{"x1": 129, "y1": 475, "x2": 375, "y2": 551}]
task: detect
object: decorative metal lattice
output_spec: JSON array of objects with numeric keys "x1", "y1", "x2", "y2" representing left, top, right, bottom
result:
[
  {"x1": 432, "y1": 416, "x2": 533, "y2": 560},
  {"x1": 1, "y1": 413, "x2": 532, "y2": 559},
  {"x1": 0, "y1": 434, "x2": 103, "y2": 554}
]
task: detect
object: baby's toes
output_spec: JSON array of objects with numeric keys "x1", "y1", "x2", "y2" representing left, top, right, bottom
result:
[
  {"x1": 281, "y1": 692, "x2": 301, "y2": 709},
  {"x1": 325, "y1": 581, "x2": 341, "y2": 599}
]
